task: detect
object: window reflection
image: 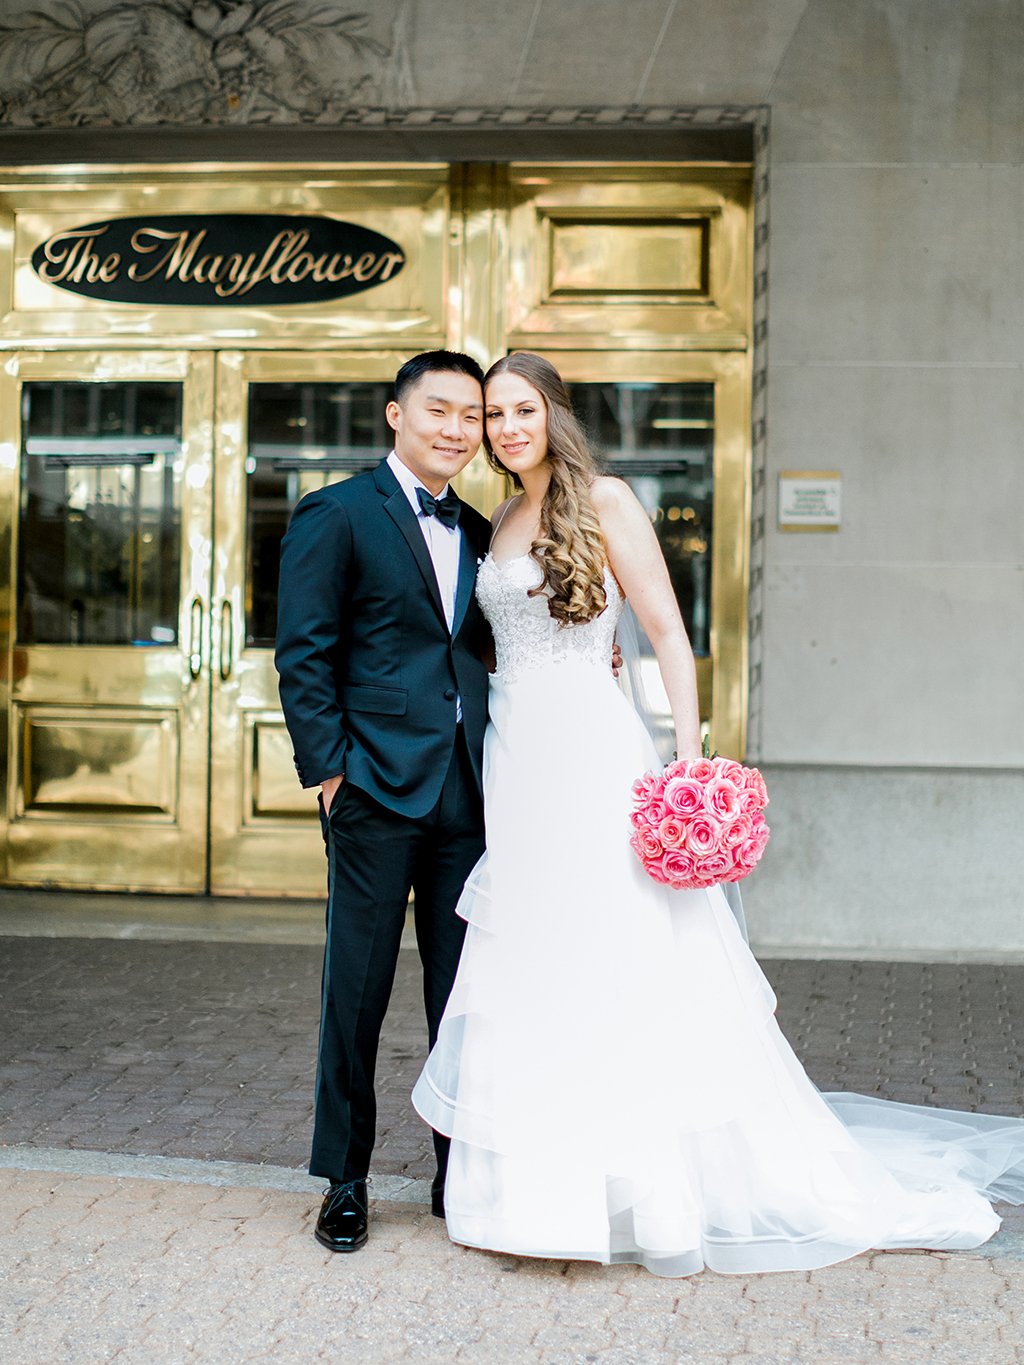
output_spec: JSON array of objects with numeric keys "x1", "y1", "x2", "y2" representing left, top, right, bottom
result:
[
  {"x1": 246, "y1": 382, "x2": 392, "y2": 647},
  {"x1": 18, "y1": 382, "x2": 182, "y2": 646},
  {"x1": 569, "y1": 382, "x2": 713, "y2": 656}
]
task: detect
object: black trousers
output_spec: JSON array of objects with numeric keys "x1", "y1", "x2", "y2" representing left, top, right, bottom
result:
[{"x1": 310, "y1": 730, "x2": 484, "y2": 1192}]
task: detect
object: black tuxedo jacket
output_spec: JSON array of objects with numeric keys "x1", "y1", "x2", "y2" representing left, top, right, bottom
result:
[{"x1": 275, "y1": 458, "x2": 492, "y2": 818}]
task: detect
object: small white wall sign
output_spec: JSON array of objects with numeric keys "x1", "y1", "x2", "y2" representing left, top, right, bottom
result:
[{"x1": 777, "y1": 471, "x2": 842, "y2": 531}]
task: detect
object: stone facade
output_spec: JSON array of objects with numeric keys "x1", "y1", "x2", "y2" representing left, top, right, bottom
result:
[{"x1": 753, "y1": 0, "x2": 1024, "y2": 952}]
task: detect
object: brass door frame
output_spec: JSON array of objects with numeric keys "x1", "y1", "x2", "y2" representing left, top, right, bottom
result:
[{"x1": 0, "y1": 349, "x2": 214, "y2": 890}]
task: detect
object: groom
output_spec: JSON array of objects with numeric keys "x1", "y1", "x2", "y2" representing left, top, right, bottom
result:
[{"x1": 275, "y1": 350, "x2": 493, "y2": 1252}]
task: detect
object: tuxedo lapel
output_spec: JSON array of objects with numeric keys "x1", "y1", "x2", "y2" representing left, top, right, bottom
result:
[
  {"x1": 374, "y1": 460, "x2": 447, "y2": 628},
  {"x1": 451, "y1": 525, "x2": 477, "y2": 638}
]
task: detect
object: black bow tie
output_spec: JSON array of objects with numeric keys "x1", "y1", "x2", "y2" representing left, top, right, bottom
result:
[{"x1": 416, "y1": 486, "x2": 461, "y2": 528}]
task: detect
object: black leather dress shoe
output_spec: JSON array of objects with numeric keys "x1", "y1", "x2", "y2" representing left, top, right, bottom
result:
[
  {"x1": 314, "y1": 1180, "x2": 368, "y2": 1252},
  {"x1": 431, "y1": 1188, "x2": 446, "y2": 1219}
]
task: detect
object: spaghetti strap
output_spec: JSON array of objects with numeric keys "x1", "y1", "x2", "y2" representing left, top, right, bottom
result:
[{"x1": 490, "y1": 497, "x2": 517, "y2": 543}]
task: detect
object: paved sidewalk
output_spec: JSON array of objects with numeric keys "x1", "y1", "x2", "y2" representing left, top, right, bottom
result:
[
  {"x1": 2, "y1": 920, "x2": 1024, "y2": 1362},
  {"x1": 2, "y1": 937, "x2": 1023, "y2": 1179},
  {"x1": 2, "y1": 1160, "x2": 1023, "y2": 1364}
]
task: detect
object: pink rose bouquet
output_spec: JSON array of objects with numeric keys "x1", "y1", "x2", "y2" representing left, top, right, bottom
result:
[{"x1": 629, "y1": 750, "x2": 770, "y2": 890}]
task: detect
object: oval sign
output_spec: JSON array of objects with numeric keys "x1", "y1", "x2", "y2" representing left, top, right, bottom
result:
[{"x1": 30, "y1": 214, "x2": 406, "y2": 306}]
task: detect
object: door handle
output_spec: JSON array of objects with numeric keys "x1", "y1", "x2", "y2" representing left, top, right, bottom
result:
[
  {"x1": 188, "y1": 598, "x2": 203, "y2": 679},
  {"x1": 219, "y1": 600, "x2": 234, "y2": 682}
]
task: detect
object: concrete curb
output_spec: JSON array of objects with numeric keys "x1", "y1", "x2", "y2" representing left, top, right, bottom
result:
[
  {"x1": 3, "y1": 1143, "x2": 1022, "y2": 1260},
  {"x1": 0, "y1": 1144, "x2": 433, "y2": 1204}
]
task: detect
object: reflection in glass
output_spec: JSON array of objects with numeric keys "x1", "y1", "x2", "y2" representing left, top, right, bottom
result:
[
  {"x1": 18, "y1": 382, "x2": 183, "y2": 646},
  {"x1": 569, "y1": 382, "x2": 713, "y2": 656},
  {"x1": 246, "y1": 382, "x2": 392, "y2": 647}
]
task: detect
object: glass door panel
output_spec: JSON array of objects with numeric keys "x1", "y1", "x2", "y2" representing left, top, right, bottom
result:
[
  {"x1": 19, "y1": 382, "x2": 183, "y2": 647},
  {"x1": 550, "y1": 351, "x2": 750, "y2": 760},
  {"x1": 244, "y1": 379, "x2": 395, "y2": 648},
  {"x1": 1, "y1": 352, "x2": 214, "y2": 890},
  {"x1": 568, "y1": 379, "x2": 716, "y2": 760},
  {"x1": 210, "y1": 352, "x2": 408, "y2": 896},
  {"x1": 569, "y1": 381, "x2": 714, "y2": 656}
]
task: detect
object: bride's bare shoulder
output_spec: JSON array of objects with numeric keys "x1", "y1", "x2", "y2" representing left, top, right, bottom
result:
[{"x1": 590, "y1": 475, "x2": 638, "y2": 515}]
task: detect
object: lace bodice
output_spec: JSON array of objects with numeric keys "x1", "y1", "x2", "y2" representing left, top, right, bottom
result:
[{"x1": 476, "y1": 553, "x2": 623, "y2": 683}]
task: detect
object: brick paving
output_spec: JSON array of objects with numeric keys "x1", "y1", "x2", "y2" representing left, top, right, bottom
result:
[
  {"x1": 3, "y1": 934, "x2": 1024, "y2": 1361},
  {"x1": 1, "y1": 939, "x2": 1023, "y2": 1180},
  {"x1": 0, "y1": 938, "x2": 406, "y2": 1175},
  {"x1": 765, "y1": 958, "x2": 1024, "y2": 1116}
]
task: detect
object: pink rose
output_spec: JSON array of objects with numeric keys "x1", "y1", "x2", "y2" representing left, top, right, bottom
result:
[
  {"x1": 721, "y1": 812, "x2": 752, "y2": 849},
  {"x1": 631, "y1": 771, "x2": 659, "y2": 803},
  {"x1": 646, "y1": 801, "x2": 667, "y2": 827},
  {"x1": 663, "y1": 777, "x2": 704, "y2": 817},
  {"x1": 661, "y1": 849, "x2": 698, "y2": 886},
  {"x1": 645, "y1": 829, "x2": 666, "y2": 859},
  {"x1": 645, "y1": 853, "x2": 671, "y2": 884},
  {"x1": 737, "y1": 787, "x2": 763, "y2": 815},
  {"x1": 658, "y1": 814, "x2": 687, "y2": 848},
  {"x1": 685, "y1": 814, "x2": 722, "y2": 857},
  {"x1": 697, "y1": 850, "x2": 734, "y2": 882},
  {"x1": 635, "y1": 827, "x2": 663, "y2": 860},
  {"x1": 703, "y1": 777, "x2": 741, "y2": 822},
  {"x1": 630, "y1": 830, "x2": 660, "y2": 866},
  {"x1": 736, "y1": 829, "x2": 768, "y2": 872},
  {"x1": 685, "y1": 757, "x2": 717, "y2": 784},
  {"x1": 742, "y1": 767, "x2": 769, "y2": 809},
  {"x1": 715, "y1": 758, "x2": 746, "y2": 787}
]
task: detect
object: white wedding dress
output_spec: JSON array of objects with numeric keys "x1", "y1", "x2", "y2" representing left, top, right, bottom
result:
[{"x1": 412, "y1": 551, "x2": 1024, "y2": 1277}]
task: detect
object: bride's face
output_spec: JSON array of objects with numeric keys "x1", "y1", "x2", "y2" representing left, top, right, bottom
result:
[{"x1": 485, "y1": 373, "x2": 549, "y2": 475}]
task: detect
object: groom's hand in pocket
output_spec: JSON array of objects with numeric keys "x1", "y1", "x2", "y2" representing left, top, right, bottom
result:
[{"x1": 321, "y1": 773, "x2": 344, "y2": 816}]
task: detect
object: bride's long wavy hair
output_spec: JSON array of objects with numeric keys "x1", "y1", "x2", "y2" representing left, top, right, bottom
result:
[{"x1": 483, "y1": 352, "x2": 607, "y2": 627}]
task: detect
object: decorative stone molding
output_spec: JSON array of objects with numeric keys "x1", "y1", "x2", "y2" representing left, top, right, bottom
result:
[
  {"x1": 746, "y1": 106, "x2": 771, "y2": 762},
  {"x1": 0, "y1": 0, "x2": 412, "y2": 127},
  {"x1": 0, "y1": 0, "x2": 764, "y2": 132},
  {"x1": 325, "y1": 104, "x2": 768, "y2": 128}
]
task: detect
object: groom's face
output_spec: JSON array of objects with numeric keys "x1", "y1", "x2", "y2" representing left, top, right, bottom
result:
[{"x1": 386, "y1": 370, "x2": 484, "y2": 495}]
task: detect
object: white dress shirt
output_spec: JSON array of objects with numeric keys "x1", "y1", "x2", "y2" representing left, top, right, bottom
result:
[{"x1": 387, "y1": 451, "x2": 462, "y2": 632}]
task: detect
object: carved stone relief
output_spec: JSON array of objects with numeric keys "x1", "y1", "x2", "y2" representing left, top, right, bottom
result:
[{"x1": 0, "y1": 0, "x2": 414, "y2": 126}]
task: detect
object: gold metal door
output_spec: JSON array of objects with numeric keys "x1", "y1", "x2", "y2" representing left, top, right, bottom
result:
[
  {"x1": 209, "y1": 350, "x2": 413, "y2": 896},
  {"x1": 460, "y1": 163, "x2": 753, "y2": 758},
  {"x1": 0, "y1": 161, "x2": 754, "y2": 898},
  {"x1": 0, "y1": 350, "x2": 214, "y2": 890}
]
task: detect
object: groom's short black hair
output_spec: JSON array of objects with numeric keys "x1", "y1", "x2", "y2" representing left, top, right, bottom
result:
[{"x1": 394, "y1": 350, "x2": 485, "y2": 404}]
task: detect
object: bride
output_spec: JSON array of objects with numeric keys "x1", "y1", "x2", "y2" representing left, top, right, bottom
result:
[{"x1": 412, "y1": 351, "x2": 1024, "y2": 1277}]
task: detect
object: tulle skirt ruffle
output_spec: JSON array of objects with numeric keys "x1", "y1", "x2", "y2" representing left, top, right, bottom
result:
[{"x1": 413, "y1": 660, "x2": 1024, "y2": 1276}]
